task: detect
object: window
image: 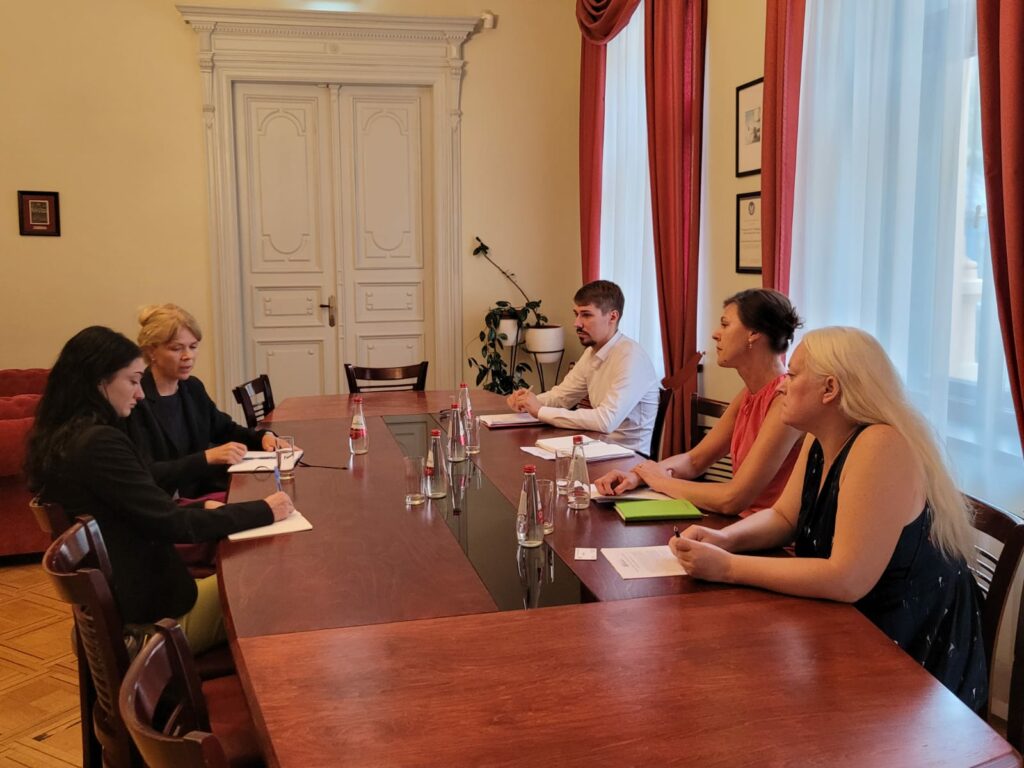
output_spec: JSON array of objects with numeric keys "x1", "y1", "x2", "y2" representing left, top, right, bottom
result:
[
  {"x1": 789, "y1": 0, "x2": 1023, "y2": 511},
  {"x1": 599, "y1": 1, "x2": 665, "y2": 381}
]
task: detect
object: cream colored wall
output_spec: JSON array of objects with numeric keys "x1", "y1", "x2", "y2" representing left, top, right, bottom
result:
[
  {"x1": 699, "y1": 0, "x2": 767, "y2": 402},
  {"x1": 0, "y1": 0, "x2": 581, "y2": 392}
]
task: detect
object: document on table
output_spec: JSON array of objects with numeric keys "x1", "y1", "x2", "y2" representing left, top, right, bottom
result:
[
  {"x1": 227, "y1": 450, "x2": 303, "y2": 473},
  {"x1": 602, "y1": 546, "x2": 687, "y2": 579},
  {"x1": 521, "y1": 440, "x2": 635, "y2": 462},
  {"x1": 589, "y1": 485, "x2": 672, "y2": 503},
  {"x1": 227, "y1": 510, "x2": 312, "y2": 541},
  {"x1": 479, "y1": 412, "x2": 543, "y2": 428}
]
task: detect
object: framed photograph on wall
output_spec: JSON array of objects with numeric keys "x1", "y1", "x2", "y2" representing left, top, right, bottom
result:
[
  {"x1": 18, "y1": 191, "x2": 61, "y2": 237},
  {"x1": 736, "y1": 191, "x2": 762, "y2": 274},
  {"x1": 735, "y1": 77, "x2": 764, "y2": 177}
]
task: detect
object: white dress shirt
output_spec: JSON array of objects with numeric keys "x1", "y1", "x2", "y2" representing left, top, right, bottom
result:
[{"x1": 536, "y1": 331, "x2": 660, "y2": 453}]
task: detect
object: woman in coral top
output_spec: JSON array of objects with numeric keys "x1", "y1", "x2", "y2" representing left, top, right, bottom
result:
[{"x1": 595, "y1": 289, "x2": 803, "y2": 516}]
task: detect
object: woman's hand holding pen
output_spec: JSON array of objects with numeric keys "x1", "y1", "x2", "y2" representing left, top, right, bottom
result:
[
  {"x1": 265, "y1": 491, "x2": 295, "y2": 521},
  {"x1": 670, "y1": 525, "x2": 733, "y2": 582}
]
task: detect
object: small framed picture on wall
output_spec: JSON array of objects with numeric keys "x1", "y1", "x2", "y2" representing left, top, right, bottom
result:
[
  {"x1": 18, "y1": 191, "x2": 61, "y2": 237},
  {"x1": 736, "y1": 191, "x2": 762, "y2": 274},
  {"x1": 735, "y1": 77, "x2": 764, "y2": 177}
]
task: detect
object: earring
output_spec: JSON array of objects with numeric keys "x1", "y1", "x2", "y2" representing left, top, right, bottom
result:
[{"x1": 747, "y1": 340, "x2": 753, "y2": 351}]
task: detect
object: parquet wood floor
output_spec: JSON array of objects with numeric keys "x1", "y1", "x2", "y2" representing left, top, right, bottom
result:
[{"x1": 0, "y1": 558, "x2": 81, "y2": 767}]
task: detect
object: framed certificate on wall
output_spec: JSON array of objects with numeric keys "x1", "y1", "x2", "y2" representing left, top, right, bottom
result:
[{"x1": 736, "y1": 191, "x2": 762, "y2": 274}]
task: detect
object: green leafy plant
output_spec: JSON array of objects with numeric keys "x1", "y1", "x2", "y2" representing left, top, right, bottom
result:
[{"x1": 466, "y1": 237, "x2": 548, "y2": 394}]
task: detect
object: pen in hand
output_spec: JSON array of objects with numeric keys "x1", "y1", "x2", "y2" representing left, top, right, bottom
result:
[
  {"x1": 274, "y1": 465, "x2": 283, "y2": 492},
  {"x1": 673, "y1": 525, "x2": 681, "y2": 538}
]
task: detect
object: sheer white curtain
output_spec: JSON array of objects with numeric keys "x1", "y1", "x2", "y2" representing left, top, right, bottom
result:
[
  {"x1": 790, "y1": 0, "x2": 1023, "y2": 511},
  {"x1": 600, "y1": 0, "x2": 664, "y2": 381}
]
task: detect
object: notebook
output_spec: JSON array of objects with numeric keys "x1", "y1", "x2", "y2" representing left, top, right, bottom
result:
[
  {"x1": 533, "y1": 436, "x2": 634, "y2": 462},
  {"x1": 227, "y1": 511, "x2": 313, "y2": 541},
  {"x1": 613, "y1": 499, "x2": 703, "y2": 522}
]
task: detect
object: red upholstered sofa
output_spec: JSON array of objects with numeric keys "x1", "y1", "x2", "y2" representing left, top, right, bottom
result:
[{"x1": 0, "y1": 369, "x2": 50, "y2": 556}]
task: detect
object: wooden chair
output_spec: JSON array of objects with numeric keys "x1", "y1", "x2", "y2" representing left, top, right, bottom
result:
[
  {"x1": 689, "y1": 394, "x2": 733, "y2": 482},
  {"x1": 120, "y1": 620, "x2": 263, "y2": 768},
  {"x1": 344, "y1": 361, "x2": 428, "y2": 393},
  {"x1": 966, "y1": 496, "x2": 1024, "y2": 725},
  {"x1": 636, "y1": 388, "x2": 673, "y2": 461},
  {"x1": 43, "y1": 517, "x2": 139, "y2": 768},
  {"x1": 231, "y1": 375, "x2": 275, "y2": 429},
  {"x1": 31, "y1": 498, "x2": 103, "y2": 768}
]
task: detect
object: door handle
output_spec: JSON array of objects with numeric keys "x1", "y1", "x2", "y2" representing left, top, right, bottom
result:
[{"x1": 319, "y1": 295, "x2": 337, "y2": 327}]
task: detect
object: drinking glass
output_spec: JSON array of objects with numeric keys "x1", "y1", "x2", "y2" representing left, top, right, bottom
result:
[
  {"x1": 275, "y1": 435, "x2": 296, "y2": 481},
  {"x1": 536, "y1": 479, "x2": 555, "y2": 534},
  {"x1": 465, "y1": 415, "x2": 481, "y2": 455},
  {"x1": 403, "y1": 457, "x2": 426, "y2": 506},
  {"x1": 554, "y1": 450, "x2": 572, "y2": 496}
]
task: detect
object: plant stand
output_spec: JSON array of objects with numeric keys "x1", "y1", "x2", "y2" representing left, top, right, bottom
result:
[{"x1": 528, "y1": 349, "x2": 565, "y2": 392}]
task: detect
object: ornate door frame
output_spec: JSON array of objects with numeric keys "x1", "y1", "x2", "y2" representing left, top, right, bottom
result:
[{"x1": 178, "y1": 5, "x2": 480, "y2": 403}]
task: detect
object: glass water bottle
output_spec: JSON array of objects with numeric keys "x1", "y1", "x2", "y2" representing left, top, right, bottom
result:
[
  {"x1": 348, "y1": 396, "x2": 368, "y2": 454},
  {"x1": 425, "y1": 428, "x2": 448, "y2": 498},
  {"x1": 447, "y1": 401, "x2": 468, "y2": 463},
  {"x1": 567, "y1": 435, "x2": 591, "y2": 510},
  {"x1": 517, "y1": 464, "x2": 544, "y2": 547}
]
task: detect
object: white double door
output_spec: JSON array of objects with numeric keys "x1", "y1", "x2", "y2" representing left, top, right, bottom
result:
[{"x1": 233, "y1": 82, "x2": 435, "y2": 400}]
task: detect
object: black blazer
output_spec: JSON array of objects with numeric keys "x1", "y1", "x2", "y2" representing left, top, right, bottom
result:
[
  {"x1": 127, "y1": 370, "x2": 269, "y2": 497},
  {"x1": 43, "y1": 423, "x2": 271, "y2": 624}
]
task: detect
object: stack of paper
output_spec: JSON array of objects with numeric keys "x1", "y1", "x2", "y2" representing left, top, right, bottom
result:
[
  {"x1": 227, "y1": 450, "x2": 303, "y2": 474},
  {"x1": 522, "y1": 435, "x2": 634, "y2": 462},
  {"x1": 479, "y1": 412, "x2": 543, "y2": 428},
  {"x1": 589, "y1": 485, "x2": 672, "y2": 503},
  {"x1": 613, "y1": 499, "x2": 703, "y2": 522},
  {"x1": 227, "y1": 510, "x2": 313, "y2": 541}
]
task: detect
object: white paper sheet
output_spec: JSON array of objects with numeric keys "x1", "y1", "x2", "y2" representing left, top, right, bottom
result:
[
  {"x1": 520, "y1": 442, "x2": 634, "y2": 462},
  {"x1": 227, "y1": 510, "x2": 312, "y2": 541},
  {"x1": 589, "y1": 485, "x2": 672, "y2": 503},
  {"x1": 602, "y1": 546, "x2": 687, "y2": 579},
  {"x1": 227, "y1": 450, "x2": 303, "y2": 474}
]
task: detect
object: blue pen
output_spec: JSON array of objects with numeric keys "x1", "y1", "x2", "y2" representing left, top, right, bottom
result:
[{"x1": 274, "y1": 464, "x2": 283, "y2": 492}]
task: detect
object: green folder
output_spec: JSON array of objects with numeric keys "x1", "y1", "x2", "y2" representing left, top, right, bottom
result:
[{"x1": 614, "y1": 499, "x2": 703, "y2": 522}]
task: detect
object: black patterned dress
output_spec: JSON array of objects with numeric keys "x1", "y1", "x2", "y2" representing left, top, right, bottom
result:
[{"x1": 794, "y1": 427, "x2": 988, "y2": 712}]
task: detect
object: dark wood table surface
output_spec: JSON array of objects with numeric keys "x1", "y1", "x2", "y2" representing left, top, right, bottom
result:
[{"x1": 222, "y1": 392, "x2": 1021, "y2": 768}]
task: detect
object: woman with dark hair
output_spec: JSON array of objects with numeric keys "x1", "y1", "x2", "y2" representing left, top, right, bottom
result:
[
  {"x1": 27, "y1": 326, "x2": 293, "y2": 653},
  {"x1": 595, "y1": 289, "x2": 804, "y2": 516}
]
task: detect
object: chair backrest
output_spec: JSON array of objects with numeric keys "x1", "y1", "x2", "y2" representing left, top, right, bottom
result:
[
  {"x1": 967, "y1": 497, "x2": 1024, "y2": 708},
  {"x1": 689, "y1": 394, "x2": 733, "y2": 482},
  {"x1": 231, "y1": 374, "x2": 275, "y2": 429},
  {"x1": 42, "y1": 517, "x2": 138, "y2": 767},
  {"x1": 344, "y1": 361, "x2": 429, "y2": 393},
  {"x1": 644, "y1": 388, "x2": 673, "y2": 461},
  {"x1": 29, "y1": 495, "x2": 74, "y2": 539},
  {"x1": 120, "y1": 620, "x2": 228, "y2": 768}
]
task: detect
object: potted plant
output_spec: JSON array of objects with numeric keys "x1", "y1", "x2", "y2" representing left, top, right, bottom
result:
[{"x1": 467, "y1": 237, "x2": 562, "y2": 394}]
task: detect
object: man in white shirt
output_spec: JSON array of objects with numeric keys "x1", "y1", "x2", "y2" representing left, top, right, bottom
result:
[{"x1": 506, "y1": 280, "x2": 660, "y2": 453}]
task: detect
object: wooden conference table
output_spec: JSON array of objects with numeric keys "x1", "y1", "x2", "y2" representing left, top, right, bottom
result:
[{"x1": 222, "y1": 391, "x2": 1019, "y2": 767}]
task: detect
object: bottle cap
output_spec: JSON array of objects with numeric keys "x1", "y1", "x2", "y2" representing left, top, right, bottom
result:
[
  {"x1": 573, "y1": 435, "x2": 584, "y2": 444},
  {"x1": 353, "y1": 396, "x2": 363, "y2": 403},
  {"x1": 459, "y1": 382, "x2": 468, "y2": 388},
  {"x1": 523, "y1": 464, "x2": 536, "y2": 474},
  {"x1": 431, "y1": 428, "x2": 441, "y2": 437},
  {"x1": 451, "y1": 402, "x2": 459, "y2": 409}
]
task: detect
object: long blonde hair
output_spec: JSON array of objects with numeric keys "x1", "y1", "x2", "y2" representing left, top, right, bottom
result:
[
  {"x1": 800, "y1": 327, "x2": 973, "y2": 562},
  {"x1": 136, "y1": 304, "x2": 202, "y2": 363}
]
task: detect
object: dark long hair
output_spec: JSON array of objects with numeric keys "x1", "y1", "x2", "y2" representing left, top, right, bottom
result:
[{"x1": 26, "y1": 326, "x2": 142, "y2": 491}]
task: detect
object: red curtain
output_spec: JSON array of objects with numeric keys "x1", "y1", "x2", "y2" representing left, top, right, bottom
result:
[
  {"x1": 577, "y1": 0, "x2": 642, "y2": 283},
  {"x1": 977, "y1": 0, "x2": 1024, "y2": 451},
  {"x1": 761, "y1": 0, "x2": 805, "y2": 294},
  {"x1": 645, "y1": 0, "x2": 707, "y2": 454}
]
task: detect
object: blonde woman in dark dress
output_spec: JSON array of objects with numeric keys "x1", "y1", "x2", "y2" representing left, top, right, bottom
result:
[{"x1": 670, "y1": 327, "x2": 987, "y2": 711}]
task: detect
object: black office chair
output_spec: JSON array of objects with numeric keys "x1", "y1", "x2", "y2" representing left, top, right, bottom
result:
[
  {"x1": 344, "y1": 361, "x2": 428, "y2": 393},
  {"x1": 232, "y1": 375, "x2": 275, "y2": 429},
  {"x1": 689, "y1": 394, "x2": 733, "y2": 482}
]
